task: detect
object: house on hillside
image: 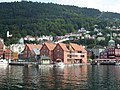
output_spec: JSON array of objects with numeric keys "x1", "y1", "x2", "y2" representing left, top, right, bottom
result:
[
  {"x1": 24, "y1": 35, "x2": 36, "y2": 41},
  {"x1": 10, "y1": 44, "x2": 25, "y2": 54},
  {"x1": 22, "y1": 44, "x2": 42, "y2": 61},
  {"x1": 40, "y1": 43, "x2": 56, "y2": 64}
]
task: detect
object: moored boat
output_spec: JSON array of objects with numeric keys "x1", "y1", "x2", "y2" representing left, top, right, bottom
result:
[
  {"x1": 0, "y1": 58, "x2": 8, "y2": 65},
  {"x1": 54, "y1": 60, "x2": 65, "y2": 67},
  {"x1": 91, "y1": 59, "x2": 116, "y2": 65}
]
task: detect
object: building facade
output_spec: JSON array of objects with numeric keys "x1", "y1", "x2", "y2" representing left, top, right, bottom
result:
[
  {"x1": 40, "y1": 43, "x2": 56, "y2": 64},
  {"x1": 0, "y1": 38, "x2": 4, "y2": 58},
  {"x1": 22, "y1": 44, "x2": 42, "y2": 61},
  {"x1": 10, "y1": 44, "x2": 25, "y2": 54},
  {"x1": 53, "y1": 43, "x2": 87, "y2": 64},
  {"x1": 100, "y1": 37, "x2": 120, "y2": 60}
]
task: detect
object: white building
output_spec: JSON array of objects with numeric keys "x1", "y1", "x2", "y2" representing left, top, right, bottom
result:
[
  {"x1": 97, "y1": 36, "x2": 105, "y2": 41},
  {"x1": 10, "y1": 44, "x2": 25, "y2": 54},
  {"x1": 36, "y1": 35, "x2": 53, "y2": 41},
  {"x1": 24, "y1": 35, "x2": 36, "y2": 41}
]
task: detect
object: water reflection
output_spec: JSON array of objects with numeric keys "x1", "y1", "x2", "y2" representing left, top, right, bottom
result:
[
  {"x1": 23, "y1": 66, "x2": 39, "y2": 89},
  {"x1": 38, "y1": 65, "x2": 88, "y2": 90},
  {"x1": 1, "y1": 65, "x2": 120, "y2": 89},
  {"x1": 87, "y1": 65, "x2": 120, "y2": 90},
  {"x1": 0, "y1": 65, "x2": 8, "y2": 89},
  {"x1": 7, "y1": 66, "x2": 23, "y2": 89}
]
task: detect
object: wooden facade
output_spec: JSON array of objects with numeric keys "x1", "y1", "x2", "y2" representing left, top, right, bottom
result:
[
  {"x1": 100, "y1": 48, "x2": 120, "y2": 60},
  {"x1": 0, "y1": 40, "x2": 4, "y2": 58},
  {"x1": 22, "y1": 44, "x2": 42, "y2": 61},
  {"x1": 53, "y1": 43, "x2": 87, "y2": 64},
  {"x1": 3, "y1": 49, "x2": 18, "y2": 60},
  {"x1": 40, "y1": 43, "x2": 56, "y2": 64}
]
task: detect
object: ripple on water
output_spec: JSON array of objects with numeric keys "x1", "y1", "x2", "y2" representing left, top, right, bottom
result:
[{"x1": 0, "y1": 65, "x2": 120, "y2": 89}]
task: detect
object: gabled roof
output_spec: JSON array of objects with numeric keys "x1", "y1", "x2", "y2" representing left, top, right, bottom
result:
[
  {"x1": 0, "y1": 39, "x2": 4, "y2": 46},
  {"x1": 44, "y1": 43, "x2": 56, "y2": 50},
  {"x1": 26, "y1": 44, "x2": 42, "y2": 51},
  {"x1": 58, "y1": 43, "x2": 69, "y2": 51},
  {"x1": 70, "y1": 43, "x2": 86, "y2": 52},
  {"x1": 4, "y1": 48, "x2": 13, "y2": 53},
  {"x1": 32, "y1": 48, "x2": 40, "y2": 55}
]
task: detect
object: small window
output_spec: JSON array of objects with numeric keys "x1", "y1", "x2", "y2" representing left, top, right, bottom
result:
[
  {"x1": 78, "y1": 51, "x2": 82, "y2": 53},
  {"x1": 81, "y1": 55, "x2": 84, "y2": 57},
  {"x1": 57, "y1": 46, "x2": 59, "y2": 49}
]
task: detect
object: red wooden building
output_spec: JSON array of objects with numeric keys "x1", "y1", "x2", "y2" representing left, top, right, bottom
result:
[
  {"x1": 100, "y1": 38, "x2": 120, "y2": 60},
  {"x1": 0, "y1": 39, "x2": 4, "y2": 58},
  {"x1": 40, "y1": 43, "x2": 56, "y2": 64},
  {"x1": 22, "y1": 44, "x2": 42, "y2": 61},
  {"x1": 53, "y1": 43, "x2": 87, "y2": 64}
]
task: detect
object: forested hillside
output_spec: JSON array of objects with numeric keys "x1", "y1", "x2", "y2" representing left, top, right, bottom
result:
[{"x1": 0, "y1": 1, "x2": 120, "y2": 45}]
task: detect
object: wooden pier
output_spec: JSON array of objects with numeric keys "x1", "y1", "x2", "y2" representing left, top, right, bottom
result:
[{"x1": 9, "y1": 61, "x2": 39, "y2": 67}]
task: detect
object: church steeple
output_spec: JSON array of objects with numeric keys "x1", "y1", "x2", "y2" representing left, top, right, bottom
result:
[
  {"x1": 108, "y1": 33, "x2": 115, "y2": 48},
  {"x1": 110, "y1": 32, "x2": 113, "y2": 40}
]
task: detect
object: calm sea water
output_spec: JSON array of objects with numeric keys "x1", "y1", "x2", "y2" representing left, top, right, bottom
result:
[{"x1": 0, "y1": 65, "x2": 120, "y2": 90}]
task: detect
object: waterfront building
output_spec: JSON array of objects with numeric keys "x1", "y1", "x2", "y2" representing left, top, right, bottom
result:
[
  {"x1": 0, "y1": 38, "x2": 4, "y2": 57},
  {"x1": 40, "y1": 43, "x2": 56, "y2": 64},
  {"x1": 89, "y1": 46, "x2": 105, "y2": 58},
  {"x1": 3, "y1": 48, "x2": 18, "y2": 60},
  {"x1": 22, "y1": 44, "x2": 42, "y2": 61},
  {"x1": 53, "y1": 43, "x2": 69, "y2": 64},
  {"x1": 69, "y1": 43, "x2": 87, "y2": 63},
  {"x1": 53, "y1": 43, "x2": 87, "y2": 64},
  {"x1": 100, "y1": 37, "x2": 120, "y2": 60}
]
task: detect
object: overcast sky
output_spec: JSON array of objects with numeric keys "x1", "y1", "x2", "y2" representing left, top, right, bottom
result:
[{"x1": 0, "y1": 0, "x2": 120, "y2": 13}]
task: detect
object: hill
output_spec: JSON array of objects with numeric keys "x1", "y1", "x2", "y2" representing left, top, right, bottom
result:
[{"x1": 0, "y1": 1, "x2": 120, "y2": 45}]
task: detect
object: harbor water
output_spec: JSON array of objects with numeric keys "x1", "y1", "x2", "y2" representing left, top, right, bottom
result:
[{"x1": 0, "y1": 65, "x2": 120, "y2": 90}]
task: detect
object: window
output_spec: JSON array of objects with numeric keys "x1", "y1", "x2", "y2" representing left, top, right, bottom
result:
[
  {"x1": 57, "y1": 54, "x2": 60, "y2": 57},
  {"x1": 70, "y1": 55, "x2": 72, "y2": 58},
  {"x1": 57, "y1": 46, "x2": 59, "y2": 49},
  {"x1": 78, "y1": 51, "x2": 82, "y2": 53},
  {"x1": 81, "y1": 55, "x2": 84, "y2": 57}
]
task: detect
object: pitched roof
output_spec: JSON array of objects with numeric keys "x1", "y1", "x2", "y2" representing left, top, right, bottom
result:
[
  {"x1": 44, "y1": 43, "x2": 56, "y2": 50},
  {"x1": 58, "y1": 43, "x2": 69, "y2": 51},
  {"x1": 32, "y1": 48, "x2": 40, "y2": 55},
  {"x1": 4, "y1": 48, "x2": 13, "y2": 53},
  {"x1": 0, "y1": 39, "x2": 4, "y2": 46},
  {"x1": 70, "y1": 43, "x2": 86, "y2": 52},
  {"x1": 26, "y1": 44, "x2": 42, "y2": 51}
]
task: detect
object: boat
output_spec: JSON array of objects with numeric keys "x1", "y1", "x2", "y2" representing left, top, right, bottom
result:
[
  {"x1": 91, "y1": 59, "x2": 116, "y2": 65},
  {"x1": 90, "y1": 60, "x2": 97, "y2": 65},
  {"x1": 0, "y1": 58, "x2": 8, "y2": 65},
  {"x1": 54, "y1": 60, "x2": 65, "y2": 67},
  {"x1": 115, "y1": 60, "x2": 120, "y2": 65}
]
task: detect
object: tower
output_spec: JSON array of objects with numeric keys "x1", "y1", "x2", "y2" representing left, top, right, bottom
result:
[{"x1": 108, "y1": 33, "x2": 115, "y2": 48}]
